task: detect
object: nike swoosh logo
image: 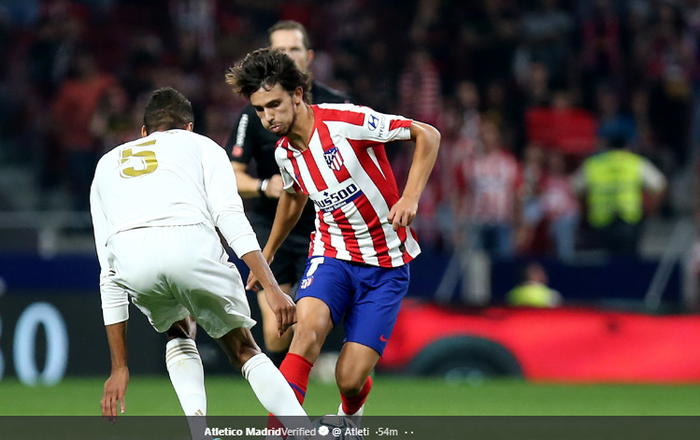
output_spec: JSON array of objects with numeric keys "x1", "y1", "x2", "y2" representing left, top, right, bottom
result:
[{"x1": 380, "y1": 334, "x2": 389, "y2": 342}]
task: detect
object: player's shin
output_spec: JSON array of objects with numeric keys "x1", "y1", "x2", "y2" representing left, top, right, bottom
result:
[
  {"x1": 166, "y1": 338, "x2": 209, "y2": 439},
  {"x1": 338, "y1": 375, "x2": 372, "y2": 425},
  {"x1": 242, "y1": 353, "x2": 313, "y2": 437}
]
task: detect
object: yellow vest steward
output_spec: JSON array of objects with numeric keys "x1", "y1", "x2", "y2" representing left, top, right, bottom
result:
[
  {"x1": 507, "y1": 283, "x2": 556, "y2": 307},
  {"x1": 583, "y1": 150, "x2": 644, "y2": 228}
]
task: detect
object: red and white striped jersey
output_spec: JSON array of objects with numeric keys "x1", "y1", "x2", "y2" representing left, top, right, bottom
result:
[
  {"x1": 461, "y1": 149, "x2": 520, "y2": 224},
  {"x1": 275, "y1": 104, "x2": 421, "y2": 268}
]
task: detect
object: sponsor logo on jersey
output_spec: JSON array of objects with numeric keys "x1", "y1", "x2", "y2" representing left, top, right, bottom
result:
[
  {"x1": 367, "y1": 113, "x2": 388, "y2": 137},
  {"x1": 368, "y1": 114, "x2": 379, "y2": 131},
  {"x1": 312, "y1": 182, "x2": 362, "y2": 213},
  {"x1": 323, "y1": 146, "x2": 344, "y2": 171}
]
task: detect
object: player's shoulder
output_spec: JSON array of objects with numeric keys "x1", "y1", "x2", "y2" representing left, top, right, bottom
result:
[
  {"x1": 314, "y1": 103, "x2": 374, "y2": 125},
  {"x1": 273, "y1": 138, "x2": 292, "y2": 160},
  {"x1": 173, "y1": 129, "x2": 223, "y2": 150},
  {"x1": 98, "y1": 135, "x2": 143, "y2": 162},
  {"x1": 274, "y1": 137, "x2": 289, "y2": 152},
  {"x1": 312, "y1": 81, "x2": 350, "y2": 104}
]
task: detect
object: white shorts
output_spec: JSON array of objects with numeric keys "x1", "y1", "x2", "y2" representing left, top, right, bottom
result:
[{"x1": 107, "y1": 223, "x2": 256, "y2": 338}]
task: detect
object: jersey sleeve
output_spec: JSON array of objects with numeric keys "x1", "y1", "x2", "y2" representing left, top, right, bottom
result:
[
  {"x1": 201, "y1": 137, "x2": 261, "y2": 257},
  {"x1": 359, "y1": 108, "x2": 413, "y2": 144},
  {"x1": 641, "y1": 158, "x2": 667, "y2": 193},
  {"x1": 90, "y1": 170, "x2": 130, "y2": 326},
  {"x1": 224, "y1": 105, "x2": 257, "y2": 164}
]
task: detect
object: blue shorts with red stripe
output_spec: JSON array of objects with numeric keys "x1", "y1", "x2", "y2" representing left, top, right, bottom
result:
[{"x1": 296, "y1": 256, "x2": 409, "y2": 355}]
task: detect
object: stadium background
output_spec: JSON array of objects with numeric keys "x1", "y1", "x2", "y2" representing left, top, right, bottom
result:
[{"x1": 1, "y1": 0, "x2": 700, "y2": 417}]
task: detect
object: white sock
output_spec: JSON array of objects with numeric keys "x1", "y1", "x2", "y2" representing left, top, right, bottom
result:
[
  {"x1": 166, "y1": 338, "x2": 209, "y2": 440},
  {"x1": 242, "y1": 353, "x2": 307, "y2": 417},
  {"x1": 242, "y1": 353, "x2": 312, "y2": 437}
]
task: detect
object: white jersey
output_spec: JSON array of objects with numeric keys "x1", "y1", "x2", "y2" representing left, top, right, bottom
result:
[
  {"x1": 91, "y1": 129, "x2": 260, "y2": 326},
  {"x1": 275, "y1": 104, "x2": 421, "y2": 268}
]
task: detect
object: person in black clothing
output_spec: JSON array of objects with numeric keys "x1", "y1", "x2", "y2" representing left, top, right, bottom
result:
[{"x1": 224, "y1": 20, "x2": 348, "y2": 363}]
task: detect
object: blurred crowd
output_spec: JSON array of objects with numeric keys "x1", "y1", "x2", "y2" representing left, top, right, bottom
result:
[{"x1": 1, "y1": 0, "x2": 699, "y2": 259}]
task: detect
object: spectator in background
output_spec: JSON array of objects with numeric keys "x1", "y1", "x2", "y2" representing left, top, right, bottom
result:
[
  {"x1": 456, "y1": 80, "x2": 481, "y2": 147},
  {"x1": 596, "y1": 85, "x2": 636, "y2": 143},
  {"x1": 579, "y1": 0, "x2": 622, "y2": 110},
  {"x1": 572, "y1": 136, "x2": 667, "y2": 255},
  {"x1": 517, "y1": 61, "x2": 553, "y2": 109},
  {"x1": 515, "y1": 142, "x2": 545, "y2": 255},
  {"x1": 27, "y1": 7, "x2": 84, "y2": 100},
  {"x1": 90, "y1": 84, "x2": 135, "y2": 154},
  {"x1": 541, "y1": 150, "x2": 579, "y2": 261},
  {"x1": 51, "y1": 51, "x2": 116, "y2": 210},
  {"x1": 463, "y1": 0, "x2": 519, "y2": 87},
  {"x1": 507, "y1": 262, "x2": 562, "y2": 308},
  {"x1": 646, "y1": 1, "x2": 696, "y2": 166},
  {"x1": 456, "y1": 117, "x2": 520, "y2": 258},
  {"x1": 516, "y1": 0, "x2": 574, "y2": 87},
  {"x1": 398, "y1": 48, "x2": 441, "y2": 126}
]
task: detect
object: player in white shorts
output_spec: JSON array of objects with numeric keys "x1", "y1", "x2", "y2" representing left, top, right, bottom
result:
[{"x1": 90, "y1": 87, "x2": 312, "y2": 438}]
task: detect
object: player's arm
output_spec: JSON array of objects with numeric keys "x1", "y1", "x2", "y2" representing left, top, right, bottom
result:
[
  {"x1": 231, "y1": 162, "x2": 284, "y2": 199},
  {"x1": 102, "y1": 321, "x2": 128, "y2": 423},
  {"x1": 225, "y1": 108, "x2": 284, "y2": 199},
  {"x1": 264, "y1": 190, "x2": 309, "y2": 260},
  {"x1": 91, "y1": 179, "x2": 130, "y2": 422},
  {"x1": 203, "y1": 140, "x2": 296, "y2": 332},
  {"x1": 241, "y1": 250, "x2": 296, "y2": 334},
  {"x1": 641, "y1": 158, "x2": 667, "y2": 213},
  {"x1": 388, "y1": 120, "x2": 441, "y2": 231},
  {"x1": 245, "y1": 190, "x2": 308, "y2": 287}
]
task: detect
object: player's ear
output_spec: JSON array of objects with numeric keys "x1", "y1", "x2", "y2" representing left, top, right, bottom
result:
[
  {"x1": 293, "y1": 87, "x2": 303, "y2": 104},
  {"x1": 306, "y1": 49, "x2": 315, "y2": 65},
  {"x1": 141, "y1": 126, "x2": 148, "y2": 137},
  {"x1": 185, "y1": 122, "x2": 194, "y2": 132}
]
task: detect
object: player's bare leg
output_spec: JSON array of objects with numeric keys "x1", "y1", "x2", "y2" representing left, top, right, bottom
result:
[
  {"x1": 257, "y1": 281, "x2": 295, "y2": 359},
  {"x1": 334, "y1": 342, "x2": 378, "y2": 423},
  {"x1": 288, "y1": 297, "x2": 334, "y2": 363},
  {"x1": 165, "y1": 316, "x2": 209, "y2": 439},
  {"x1": 270, "y1": 297, "x2": 334, "y2": 407},
  {"x1": 266, "y1": 297, "x2": 334, "y2": 436}
]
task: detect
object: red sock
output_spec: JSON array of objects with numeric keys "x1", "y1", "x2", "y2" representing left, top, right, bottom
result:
[
  {"x1": 267, "y1": 353, "x2": 314, "y2": 435},
  {"x1": 341, "y1": 376, "x2": 373, "y2": 415},
  {"x1": 279, "y1": 353, "x2": 313, "y2": 404}
]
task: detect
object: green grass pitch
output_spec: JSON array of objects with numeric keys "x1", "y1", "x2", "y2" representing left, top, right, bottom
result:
[{"x1": 1, "y1": 376, "x2": 700, "y2": 416}]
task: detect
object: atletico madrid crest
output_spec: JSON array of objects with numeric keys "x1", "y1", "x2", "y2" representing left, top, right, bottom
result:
[{"x1": 323, "y1": 147, "x2": 344, "y2": 171}]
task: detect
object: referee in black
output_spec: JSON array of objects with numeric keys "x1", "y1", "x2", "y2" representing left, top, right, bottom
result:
[{"x1": 225, "y1": 20, "x2": 348, "y2": 365}]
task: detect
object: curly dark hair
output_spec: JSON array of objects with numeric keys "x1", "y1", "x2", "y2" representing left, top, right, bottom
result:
[
  {"x1": 143, "y1": 87, "x2": 194, "y2": 134},
  {"x1": 225, "y1": 48, "x2": 312, "y2": 104}
]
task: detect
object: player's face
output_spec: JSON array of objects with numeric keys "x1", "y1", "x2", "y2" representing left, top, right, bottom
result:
[
  {"x1": 270, "y1": 29, "x2": 313, "y2": 73},
  {"x1": 250, "y1": 83, "x2": 302, "y2": 137}
]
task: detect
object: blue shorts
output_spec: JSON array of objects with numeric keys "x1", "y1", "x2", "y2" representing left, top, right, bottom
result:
[{"x1": 296, "y1": 256, "x2": 410, "y2": 355}]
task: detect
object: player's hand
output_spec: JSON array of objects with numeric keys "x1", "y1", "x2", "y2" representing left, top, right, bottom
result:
[
  {"x1": 264, "y1": 174, "x2": 284, "y2": 199},
  {"x1": 101, "y1": 366, "x2": 128, "y2": 424},
  {"x1": 246, "y1": 254, "x2": 275, "y2": 291},
  {"x1": 388, "y1": 195, "x2": 419, "y2": 231},
  {"x1": 264, "y1": 287, "x2": 297, "y2": 336},
  {"x1": 246, "y1": 271, "x2": 262, "y2": 292}
]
